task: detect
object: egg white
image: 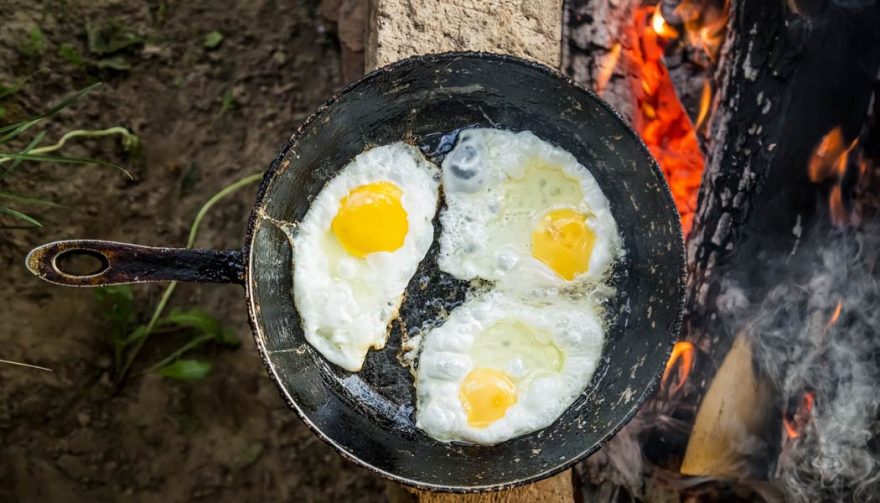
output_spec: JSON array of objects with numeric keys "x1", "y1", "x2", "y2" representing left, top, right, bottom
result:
[
  {"x1": 292, "y1": 142, "x2": 440, "y2": 372},
  {"x1": 415, "y1": 290, "x2": 605, "y2": 444},
  {"x1": 438, "y1": 128, "x2": 621, "y2": 292}
]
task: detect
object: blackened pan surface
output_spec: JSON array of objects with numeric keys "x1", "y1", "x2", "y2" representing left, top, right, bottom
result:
[{"x1": 244, "y1": 52, "x2": 684, "y2": 491}]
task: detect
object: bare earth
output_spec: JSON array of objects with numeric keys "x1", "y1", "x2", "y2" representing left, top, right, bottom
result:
[{"x1": 0, "y1": 0, "x2": 386, "y2": 500}]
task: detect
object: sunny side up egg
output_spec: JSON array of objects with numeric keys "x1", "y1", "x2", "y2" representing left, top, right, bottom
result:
[
  {"x1": 414, "y1": 290, "x2": 605, "y2": 444},
  {"x1": 292, "y1": 142, "x2": 440, "y2": 372},
  {"x1": 438, "y1": 128, "x2": 620, "y2": 292},
  {"x1": 413, "y1": 128, "x2": 622, "y2": 444}
]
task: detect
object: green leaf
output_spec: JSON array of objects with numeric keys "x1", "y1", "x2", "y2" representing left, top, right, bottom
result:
[
  {"x1": 123, "y1": 325, "x2": 149, "y2": 345},
  {"x1": 94, "y1": 285, "x2": 135, "y2": 327},
  {"x1": 160, "y1": 308, "x2": 239, "y2": 346},
  {"x1": 203, "y1": 31, "x2": 224, "y2": 49},
  {"x1": 219, "y1": 90, "x2": 235, "y2": 116},
  {"x1": 158, "y1": 359, "x2": 212, "y2": 380},
  {"x1": 21, "y1": 27, "x2": 46, "y2": 57},
  {"x1": 59, "y1": 44, "x2": 85, "y2": 67},
  {"x1": 0, "y1": 206, "x2": 41, "y2": 227}
]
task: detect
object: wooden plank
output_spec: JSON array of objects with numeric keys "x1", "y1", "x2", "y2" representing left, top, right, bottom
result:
[{"x1": 366, "y1": 0, "x2": 570, "y2": 500}]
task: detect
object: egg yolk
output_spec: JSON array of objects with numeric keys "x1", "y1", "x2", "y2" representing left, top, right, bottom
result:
[
  {"x1": 331, "y1": 181, "x2": 408, "y2": 257},
  {"x1": 531, "y1": 208, "x2": 595, "y2": 280},
  {"x1": 460, "y1": 368, "x2": 517, "y2": 428}
]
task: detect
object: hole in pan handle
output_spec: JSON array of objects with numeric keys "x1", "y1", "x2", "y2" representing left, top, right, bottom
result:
[{"x1": 25, "y1": 240, "x2": 244, "y2": 287}]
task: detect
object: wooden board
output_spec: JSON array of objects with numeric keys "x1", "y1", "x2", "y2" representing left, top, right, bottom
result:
[{"x1": 365, "y1": 0, "x2": 571, "y2": 500}]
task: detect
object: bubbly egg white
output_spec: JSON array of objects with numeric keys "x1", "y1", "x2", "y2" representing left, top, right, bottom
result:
[
  {"x1": 415, "y1": 290, "x2": 605, "y2": 445},
  {"x1": 439, "y1": 128, "x2": 620, "y2": 291},
  {"x1": 292, "y1": 142, "x2": 440, "y2": 372}
]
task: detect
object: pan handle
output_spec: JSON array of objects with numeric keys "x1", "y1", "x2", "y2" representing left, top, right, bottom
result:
[{"x1": 25, "y1": 240, "x2": 245, "y2": 287}]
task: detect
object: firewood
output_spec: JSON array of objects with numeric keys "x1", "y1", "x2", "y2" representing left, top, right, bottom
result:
[{"x1": 680, "y1": 333, "x2": 773, "y2": 478}]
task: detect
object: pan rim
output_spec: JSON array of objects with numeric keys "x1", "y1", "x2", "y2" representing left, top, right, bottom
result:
[{"x1": 242, "y1": 51, "x2": 687, "y2": 493}]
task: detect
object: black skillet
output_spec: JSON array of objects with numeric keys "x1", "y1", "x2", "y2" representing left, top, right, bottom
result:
[{"x1": 25, "y1": 52, "x2": 685, "y2": 492}]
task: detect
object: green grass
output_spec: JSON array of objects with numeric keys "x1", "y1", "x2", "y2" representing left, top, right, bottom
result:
[
  {"x1": 94, "y1": 172, "x2": 263, "y2": 384},
  {"x1": 0, "y1": 82, "x2": 138, "y2": 228}
]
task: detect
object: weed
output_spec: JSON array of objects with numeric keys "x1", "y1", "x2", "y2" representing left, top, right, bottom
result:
[
  {"x1": 203, "y1": 31, "x2": 224, "y2": 49},
  {"x1": 59, "y1": 44, "x2": 86, "y2": 68},
  {"x1": 0, "y1": 82, "x2": 138, "y2": 228},
  {"x1": 20, "y1": 27, "x2": 46, "y2": 58},
  {"x1": 85, "y1": 22, "x2": 144, "y2": 72},
  {"x1": 94, "y1": 172, "x2": 262, "y2": 383},
  {"x1": 219, "y1": 89, "x2": 236, "y2": 116}
]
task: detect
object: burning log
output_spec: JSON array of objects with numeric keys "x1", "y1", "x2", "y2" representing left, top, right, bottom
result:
[{"x1": 566, "y1": 0, "x2": 880, "y2": 500}]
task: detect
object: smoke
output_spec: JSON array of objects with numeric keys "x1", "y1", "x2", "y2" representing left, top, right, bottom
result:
[{"x1": 745, "y1": 219, "x2": 880, "y2": 502}]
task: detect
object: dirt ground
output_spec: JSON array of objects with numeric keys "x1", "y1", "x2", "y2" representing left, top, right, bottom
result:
[{"x1": 0, "y1": 0, "x2": 387, "y2": 500}]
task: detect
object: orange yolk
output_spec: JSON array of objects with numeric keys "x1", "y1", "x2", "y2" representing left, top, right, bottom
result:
[
  {"x1": 331, "y1": 181, "x2": 408, "y2": 257},
  {"x1": 531, "y1": 208, "x2": 595, "y2": 280},
  {"x1": 459, "y1": 368, "x2": 517, "y2": 428}
]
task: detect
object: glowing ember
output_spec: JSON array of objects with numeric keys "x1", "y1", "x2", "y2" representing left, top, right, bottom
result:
[
  {"x1": 808, "y1": 127, "x2": 860, "y2": 227},
  {"x1": 783, "y1": 391, "x2": 815, "y2": 440},
  {"x1": 828, "y1": 301, "x2": 843, "y2": 328},
  {"x1": 662, "y1": 340, "x2": 695, "y2": 393},
  {"x1": 624, "y1": 6, "x2": 705, "y2": 234}
]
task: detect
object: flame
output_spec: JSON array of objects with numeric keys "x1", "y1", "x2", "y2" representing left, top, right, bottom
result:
[
  {"x1": 652, "y1": 5, "x2": 679, "y2": 39},
  {"x1": 595, "y1": 43, "x2": 622, "y2": 95},
  {"x1": 695, "y1": 81, "x2": 712, "y2": 130},
  {"x1": 783, "y1": 391, "x2": 815, "y2": 440},
  {"x1": 808, "y1": 127, "x2": 860, "y2": 227},
  {"x1": 624, "y1": 6, "x2": 706, "y2": 235},
  {"x1": 828, "y1": 301, "x2": 843, "y2": 328},
  {"x1": 674, "y1": 0, "x2": 730, "y2": 61},
  {"x1": 662, "y1": 341, "x2": 696, "y2": 393}
]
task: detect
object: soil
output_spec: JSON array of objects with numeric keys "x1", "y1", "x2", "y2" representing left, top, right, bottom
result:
[{"x1": 0, "y1": 0, "x2": 387, "y2": 500}]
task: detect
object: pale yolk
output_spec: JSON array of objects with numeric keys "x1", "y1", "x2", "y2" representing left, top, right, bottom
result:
[
  {"x1": 459, "y1": 368, "x2": 517, "y2": 428},
  {"x1": 531, "y1": 208, "x2": 595, "y2": 280},
  {"x1": 331, "y1": 181, "x2": 408, "y2": 257}
]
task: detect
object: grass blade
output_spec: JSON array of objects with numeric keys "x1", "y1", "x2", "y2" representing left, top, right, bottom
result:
[
  {"x1": 44, "y1": 82, "x2": 102, "y2": 116},
  {"x1": 6, "y1": 130, "x2": 46, "y2": 173},
  {"x1": 0, "y1": 78, "x2": 27, "y2": 100},
  {"x1": 0, "y1": 152, "x2": 132, "y2": 178},
  {"x1": 0, "y1": 83, "x2": 101, "y2": 143},
  {"x1": 0, "y1": 206, "x2": 42, "y2": 227},
  {"x1": 0, "y1": 118, "x2": 42, "y2": 143},
  {"x1": 0, "y1": 191, "x2": 62, "y2": 206}
]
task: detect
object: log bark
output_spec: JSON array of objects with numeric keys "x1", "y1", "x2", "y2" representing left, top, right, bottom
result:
[
  {"x1": 366, "y1": 0, "x2": 572, "y2": 501},
  {"x1": 563, "y1": 0, "x2": 641, "y2": 122},
  {"x1": 685, "y1": 0, "x2": 880, "y2": 373}
]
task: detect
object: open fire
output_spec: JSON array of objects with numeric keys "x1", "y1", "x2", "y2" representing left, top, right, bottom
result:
[{"x1": 569, "y1": 0, "x2": 880, "y2": 501}]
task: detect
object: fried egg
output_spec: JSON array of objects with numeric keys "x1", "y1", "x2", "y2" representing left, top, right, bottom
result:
[
  {"x1": 439, "y1": 129, "x2": 620, "y2": 291},
  {"x1": 292, "y1": 142, "x2": 440, "y2": 371},
  {"x1": 414, "y1": 291, "x2": 605, "y2": 444}
]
